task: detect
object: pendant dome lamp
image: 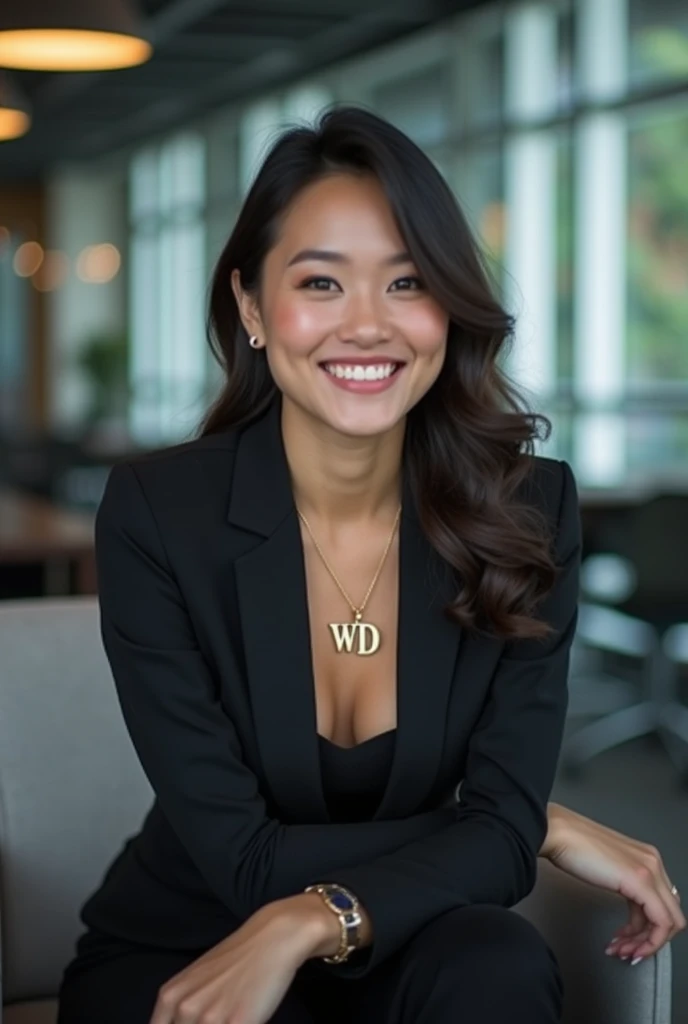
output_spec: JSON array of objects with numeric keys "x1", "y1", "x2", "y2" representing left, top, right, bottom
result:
[
  {"x1": 0, "y1": 72, "x2": 31, "y2": 141},
  {"x1": 0, "y1": 0, "x2": 152, "y2": 72}
]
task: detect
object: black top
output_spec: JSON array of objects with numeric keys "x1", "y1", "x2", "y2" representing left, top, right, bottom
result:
[{"x1": 319, "y1": 730, "x2": 397, "y2": 823}]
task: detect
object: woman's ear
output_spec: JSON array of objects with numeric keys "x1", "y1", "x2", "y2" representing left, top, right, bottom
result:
[{"x1": 231, "y1": 268, "x2": 264, "y2": 342}]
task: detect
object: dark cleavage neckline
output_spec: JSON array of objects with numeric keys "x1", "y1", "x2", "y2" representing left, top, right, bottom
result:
[{"x1": 317, "y1": 728, "x2": 397, "y2": 752}]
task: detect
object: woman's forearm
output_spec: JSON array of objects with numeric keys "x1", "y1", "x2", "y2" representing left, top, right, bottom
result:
[{"x1": 540, "y1": 801, "x2": 569, "y2": 858}]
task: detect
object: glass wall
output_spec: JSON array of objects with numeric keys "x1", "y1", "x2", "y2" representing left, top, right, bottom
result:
[
  {"x1": 125, "y1": 0, "x2": 688, "y2": 488},
  {"x1": 128, "y1": 133, "x2": 207, "y2": 443}
]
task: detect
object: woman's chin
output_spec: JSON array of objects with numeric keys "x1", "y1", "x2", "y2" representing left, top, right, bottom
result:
[
  {"x1": 282, "y1": 388, "x2": 407, "y2": 440},
  {"x1": 320, "y1": 406, "x2": 405, "y2": 440}
]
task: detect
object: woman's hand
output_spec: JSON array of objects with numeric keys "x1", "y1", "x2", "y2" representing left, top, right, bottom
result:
[
  {"x1": 542, "y1": 802, "x2": 686, "y2": 964},
  {"x1": 148, "y1": 898, "x2": 326, "y2": 1024}
]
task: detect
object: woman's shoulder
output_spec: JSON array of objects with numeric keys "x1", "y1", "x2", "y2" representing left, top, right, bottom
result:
[
  {"x1": 132, "y1": 426, "x2": 242, "y2": 468},
  {"x1": 113, "y1": 427, "x2": 241, "y2": 484},
  {"x1": 100, "y1": 427, "x2": 244, "y2": 525},
  {"x1": 517, "y1": 454, "x2": 576, "y2": 521},
  {"x1": 528, "y1": 454, "x2": 569, "y2": 487}
]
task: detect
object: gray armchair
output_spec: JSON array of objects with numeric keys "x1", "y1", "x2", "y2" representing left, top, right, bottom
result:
[{"x1": 0, "y1": 599, "x2": 672, "y2": 1024}]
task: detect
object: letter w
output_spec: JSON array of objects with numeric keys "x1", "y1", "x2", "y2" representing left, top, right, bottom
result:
[{"x1": 329, "y1": 623, "x2": 357, "y2": 653}]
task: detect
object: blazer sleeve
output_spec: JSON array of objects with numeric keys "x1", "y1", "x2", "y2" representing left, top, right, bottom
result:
[
  {"x1": 321, "y1": 459, "x2": 581, "y2": 978},
  {"x1": 94, "y1": 463, "x2": 456, "y2": 925}
]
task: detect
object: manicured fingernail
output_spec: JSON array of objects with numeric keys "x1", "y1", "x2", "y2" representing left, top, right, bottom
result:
[
  {"x1": 631, "y1": 956, "x2": 644, "y2": 966},
  {"x1": 620, "y1": 955, "x2": 630, "y2": 960},
  {"x1": 605, "y1": 946, "x2": 617, "y2": 955}
]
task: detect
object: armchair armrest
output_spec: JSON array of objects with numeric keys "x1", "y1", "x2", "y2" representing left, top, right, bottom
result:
[{"x1": 514, "y1": 859, "x2": 671, "y2": 1024}]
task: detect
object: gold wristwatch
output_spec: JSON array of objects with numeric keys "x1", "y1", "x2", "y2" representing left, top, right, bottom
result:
[{"x1": 304, "y1": 882, "x2": 362, "y2": 964}]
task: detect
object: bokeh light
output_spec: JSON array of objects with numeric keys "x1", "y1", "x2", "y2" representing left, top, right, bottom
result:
[
  {"x1": 13, "y1": 240, "x2": 44, "y2": 276},
  {"x1": 76, "y1": 243, "x2": 121, "y2": 283}
]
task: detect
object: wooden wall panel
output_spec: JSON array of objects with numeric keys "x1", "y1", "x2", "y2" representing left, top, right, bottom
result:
[{"x1": 0, "y1": 184, "x2": 47, "y2": 430}]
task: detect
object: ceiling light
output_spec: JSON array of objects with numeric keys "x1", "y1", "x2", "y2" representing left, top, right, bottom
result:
[
  {"x1": 0, "y1": 1, "x2": 152, "y2": 72},
  {"x1": 0, "y1": 72, "x2": 31, "y2": 141}
]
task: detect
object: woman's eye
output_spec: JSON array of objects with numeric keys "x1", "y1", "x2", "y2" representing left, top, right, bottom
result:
[
  {"x1": 389, "y1": 276, "x2": 424, "y2": 292},
  {"x1": 301, "y1": 276, "x2": 339, "y2": 291}
]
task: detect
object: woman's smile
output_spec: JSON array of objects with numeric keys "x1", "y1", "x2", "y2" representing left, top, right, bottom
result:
[{"x1": 319, "y1": 357, "x2": 406, "y2": 394}]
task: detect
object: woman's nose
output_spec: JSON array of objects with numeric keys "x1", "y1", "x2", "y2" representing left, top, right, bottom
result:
[{"x1": 338, "y1": 291, "x2": 390, "y2": 345}]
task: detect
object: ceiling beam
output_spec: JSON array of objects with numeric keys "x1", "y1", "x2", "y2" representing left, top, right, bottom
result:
[
  {"x1": 74, "y1": 2, "x2": 436, "y2": 156},
  {"x1": 163, "y1": 31, "x2": 299, "y2": 57},
  {"x1": 189, "y1": 11, "x2": 337, "y2": 37}
]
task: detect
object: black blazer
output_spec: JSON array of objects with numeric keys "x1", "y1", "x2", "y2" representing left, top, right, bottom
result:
[{"x1": 82, "y1": 397, "x2": 581, "y2": 979}]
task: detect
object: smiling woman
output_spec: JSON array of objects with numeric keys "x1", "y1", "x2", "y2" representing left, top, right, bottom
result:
[{"x1": 55, "y1": 106, "x2": 684, "y2": 1024}]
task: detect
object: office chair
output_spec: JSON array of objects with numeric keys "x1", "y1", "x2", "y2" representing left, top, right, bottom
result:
[{"x1": 563, "y1": 494, "x2": 688, "y2": 776}]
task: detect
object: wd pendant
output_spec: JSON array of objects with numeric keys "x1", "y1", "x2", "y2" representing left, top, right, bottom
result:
[{"x1": 329, "y1": 619, "x2": 381, "y2": 656}]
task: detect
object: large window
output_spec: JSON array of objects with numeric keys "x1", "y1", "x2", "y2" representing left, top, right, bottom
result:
[{"x1": 129, "y1": 133, "x2": 207, "y2": 444}]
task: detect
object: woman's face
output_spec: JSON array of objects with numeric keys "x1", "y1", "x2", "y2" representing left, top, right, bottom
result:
[{"x1": 233, "y1": 172, "x2": 449, "y2": 439}]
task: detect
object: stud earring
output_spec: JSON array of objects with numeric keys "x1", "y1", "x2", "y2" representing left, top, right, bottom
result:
[{"x1": 249, "y1": 335, "x2": 261, "y2": 349}]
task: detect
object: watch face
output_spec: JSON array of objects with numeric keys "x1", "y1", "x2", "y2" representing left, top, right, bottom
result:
[{"x1": 330, "y1": 891, "x2": 355, "y2": 911}]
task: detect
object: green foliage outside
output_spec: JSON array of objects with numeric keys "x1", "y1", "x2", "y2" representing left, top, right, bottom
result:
[
  {"x1": 77, "y1": 331, "x2": 129, "y2": 423},
  {"x1": 627, "y1": 111, "x2": 688, "y2": 382}
]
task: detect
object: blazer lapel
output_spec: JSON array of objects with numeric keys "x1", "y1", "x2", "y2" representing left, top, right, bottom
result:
[
  {"x1": 229, "y1": 400, "x2": 330, "y2": 823},
  {"x1": 374, "y1": 487, "x2": 462, "y2": 819}
]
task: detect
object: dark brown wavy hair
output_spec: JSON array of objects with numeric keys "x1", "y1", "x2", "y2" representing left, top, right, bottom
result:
[{"x1": 200, "y1": 105, "x2": 560, "y2": 641}]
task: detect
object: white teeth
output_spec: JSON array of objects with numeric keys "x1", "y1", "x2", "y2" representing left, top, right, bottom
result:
[{"x1": 323, "y1": 363, "x2": 398, "y2": 381}]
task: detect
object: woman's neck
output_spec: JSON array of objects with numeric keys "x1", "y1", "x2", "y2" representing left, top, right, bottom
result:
[{"x1": 281, "y1": 396, "x2": 404, "y2": 526}]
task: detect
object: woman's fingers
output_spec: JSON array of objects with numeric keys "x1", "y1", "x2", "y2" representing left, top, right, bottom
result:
[
  {"x1": 614, "y1": 860, "x2": 685, "y2": 961},
  {"x1": 637, "y1": 846, "x2": 686, "y2": 937},
  {"x1": 609, "y1": 902, "x2": 645, "y2": 945},
  {"x1": 606, "y1": 903, "x2": 650, "y2": 960}
]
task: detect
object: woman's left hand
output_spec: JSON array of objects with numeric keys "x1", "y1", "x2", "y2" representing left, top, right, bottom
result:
[
  {"x1": 543, "y1": 803, "x2": 686, "y2": 964},
  {"x1": 148, "y1": 900, "x2": 317, "y2": 1024}
]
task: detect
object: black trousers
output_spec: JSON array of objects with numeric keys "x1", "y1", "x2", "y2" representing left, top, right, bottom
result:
[{"x1": 57, "y1": 905, "x2": 563, "y2": 1024}]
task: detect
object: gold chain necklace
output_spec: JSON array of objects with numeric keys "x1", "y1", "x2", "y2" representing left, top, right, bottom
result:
[{"x1": 297, "y1": 505, "x2": 402, "y2": 657}]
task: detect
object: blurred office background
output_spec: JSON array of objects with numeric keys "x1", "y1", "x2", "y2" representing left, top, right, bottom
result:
[{"x1": 0, "y1": 0, "x2": 687, "y2": 1014}]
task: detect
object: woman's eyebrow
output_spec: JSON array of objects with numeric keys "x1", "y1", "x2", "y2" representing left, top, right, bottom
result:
[{"x1": 286, "y1": 248, "x2": 413, "y2": 267}]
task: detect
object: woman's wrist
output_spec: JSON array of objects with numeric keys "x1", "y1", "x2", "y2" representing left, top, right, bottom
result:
[
  {"x1": 540, "y1": 801, "x2": 569, "y2": 858},
  {"x1": 269, "y1": 892, "x2": 342, "y2": 961},
  {"x1": 271, "y1": 890, "x2": 373, "y2": 961}
]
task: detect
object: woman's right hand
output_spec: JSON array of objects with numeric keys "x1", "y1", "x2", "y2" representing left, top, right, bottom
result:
[{"x1": 542, "y1": 802, "x2": 686, "y2": 965}]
